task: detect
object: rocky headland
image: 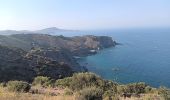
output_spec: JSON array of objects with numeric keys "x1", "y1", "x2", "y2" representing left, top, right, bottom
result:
[{"x1": 0, "y1": 34, "x2": 116, "y2": 82}]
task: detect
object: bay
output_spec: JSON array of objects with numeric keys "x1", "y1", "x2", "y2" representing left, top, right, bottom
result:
[{"x1": 78, "y1": 28, "x2": 170, "y2": 87}]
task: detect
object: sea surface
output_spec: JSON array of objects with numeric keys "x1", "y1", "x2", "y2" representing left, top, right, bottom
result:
[{"x1": 76, "y1": 28, "x2": 170, "y2": 88}]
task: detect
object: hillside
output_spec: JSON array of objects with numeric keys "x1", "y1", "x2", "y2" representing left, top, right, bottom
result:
[
  {"x1": 0, "y1": 45, "x2": 75, "y2": 82},
  {"x1": 0, "y1": 34, "x2": 115, "y2": 82}
]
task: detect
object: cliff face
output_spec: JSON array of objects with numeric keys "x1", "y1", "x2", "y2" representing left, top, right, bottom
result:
[
  {"x1": 97, "y1": 36, "x2": 116, "y2": 48},
  {"x1": 0, "y1": 34, "x2": 116, "y2": 82},
  {"x1": 71, "y1": 35, "x2": 116, "y2": 56},
  {"x1": 79, "y1": 35, "x2": 115, "y2": 49}
]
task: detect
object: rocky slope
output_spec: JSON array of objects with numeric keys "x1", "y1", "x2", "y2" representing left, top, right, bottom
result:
[
  {"x1": 0, "y1": 45, "x2": 75, "y2": 82},
  {"x1": 0, "y1": 45, "x2": 35, "y2": 82}
]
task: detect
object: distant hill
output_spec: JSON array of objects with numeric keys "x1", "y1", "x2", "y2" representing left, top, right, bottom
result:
[
  {"x1": 35, "y1": 27, "x2": 79, "y2": 35},
  {"x1": 0, "y1": 30, "x2": 23, "y2": 35},
  {"x1": 0, "y1": 27, "x2": 80, "y2": 36}
]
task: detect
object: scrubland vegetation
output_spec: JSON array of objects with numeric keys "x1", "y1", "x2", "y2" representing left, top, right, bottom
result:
[{"x1": 0, "y1": 72, "x2": 169, "y2": 100}]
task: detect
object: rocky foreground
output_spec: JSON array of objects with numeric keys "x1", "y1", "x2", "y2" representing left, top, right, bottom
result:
[{"x1": 0, "y1": 34, "x2": 116, "y2": 82}]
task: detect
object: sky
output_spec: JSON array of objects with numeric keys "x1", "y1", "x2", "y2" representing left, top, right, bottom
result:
[{"x1": 0, "y1": 0, "x2": 170, "y2": 30}]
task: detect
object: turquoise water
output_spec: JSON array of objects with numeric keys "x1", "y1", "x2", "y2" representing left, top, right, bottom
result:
[{"x1": 78, "y1": 28, "x2": 170, "y2": 87}]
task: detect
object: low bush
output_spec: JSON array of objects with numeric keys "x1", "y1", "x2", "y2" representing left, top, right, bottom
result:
[
  {"x1": 0, "y1": 82, "x2": 6, "y2": 87},
  {"x1": 144, "y1": 86, "x2": 153, "y2": 93},
  {"x1": 117, "y1": 85, "x2": 127, "y2": 94},
  {"x1": 64, "y1": 88, "x2": 73, "y2": 95},
  {"x1": 55, "y1": 77, "x2": 72, "y2": 88},
  {"x1": 32, "y1": 76, "x2": 54, "y2": 87},
  {"x1": 75, "y1": 87, "x2": 104, "y2": 100},
  {"x1": 104, "y1": 80, "x2": 118, "y2": 92},
  {"x1": 69, "y1": 72, "x2": 105, "y2": 91},
  {"x1": 119, "y1": 82, "x2": 147, "y2": 94},
  {"x1": 56, "y1": 72, "x2": 117, "y2": 91},
  {"x1": 158, "y1": 86, "x2": 170, "y2": 100},
  {"x1": 7, "y1": 81, "x2": 30, "y2": 92},
  {"x1": 55, "y1": 72, "x2": 118, "y2": 98}
]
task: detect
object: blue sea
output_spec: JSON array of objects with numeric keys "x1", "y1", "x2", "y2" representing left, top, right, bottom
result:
[{"x1": 75, "y1": 28, "x2": 170, "y2": 88}]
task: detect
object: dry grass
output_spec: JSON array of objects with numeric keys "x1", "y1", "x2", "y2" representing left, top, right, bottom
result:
[
  {"x1": 119, "y1": 93, "x2": 164, "y2": 100},
  {"x1": 0, "y1": 87, "x2": 164, "y2": 100},
  {"x1": 0, "y1": 93, "x2": 75, "y2": 100},
  {"x1": 0, "y1": 87, "x2": 75, "y2": 100}
]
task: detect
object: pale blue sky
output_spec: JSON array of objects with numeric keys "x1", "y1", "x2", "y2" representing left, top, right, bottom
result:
[{"x1": 0, "y1": 0, "x2": 170, "y2": 30}]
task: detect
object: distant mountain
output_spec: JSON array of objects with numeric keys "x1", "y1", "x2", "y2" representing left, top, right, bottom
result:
[
  {"x1": 0, "y1": 30, "x2": 23, "y2": 35},
  {"x1": 35, "y1": 27, "x2": 78, "y2": 35},
  {"x1": 0, "y1": 27, "x2": 79, "y2": 36}
]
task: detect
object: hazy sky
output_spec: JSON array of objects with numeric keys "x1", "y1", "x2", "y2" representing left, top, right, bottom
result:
[{"x1": 0, "y1": 0, "x2": 170, "y2": 30}]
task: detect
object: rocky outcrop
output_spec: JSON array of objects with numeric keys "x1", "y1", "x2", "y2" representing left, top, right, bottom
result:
[{"x1": 71, "y1": 35, "x2": 116, "y2": 56}]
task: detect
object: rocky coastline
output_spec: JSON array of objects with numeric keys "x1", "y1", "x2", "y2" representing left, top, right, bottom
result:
[{"x1": 0, "y1": 34, "x2": 116, "y2": 82}]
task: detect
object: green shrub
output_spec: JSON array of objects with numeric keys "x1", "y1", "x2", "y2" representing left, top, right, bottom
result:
[
  {"x1": 158, "y1": 86, "x2": 170, "y2": 100},
  {"x1": 117, "y1": 85, "x2": 128, "y2": 94},
  {"x1": 103, "y1": 90, "x2": 115, "y2": 99},
  {"x1": 55, "y1": 72, "x2": 117, "y2": 93},
  {"x1": 104, "y1": 80, "x2": 118, "y2": 92},
  {"x1": 76, "y1": 87, "x2": 104, "y2": 100},
  {"x1": 64, "y1": 88, "x2": 73, "y2": 95},
  {"x1": 117, "y1": 82, "x2": 148, "y2": 95},
  {"x1": 0, "y1": 82, "x2": 6, "y2": 87},
  {"x1": 32, "y1": 76, "x2": 54, "y2": 87},
  {"x1": 125, "y1": 82, "x2": 147, "y2": 94},
  {"x1": 144, "y1": 86, "x2": 152, "y2": 93},
  {"x1": 55, "y1": 77, "x2": 72, "y2": 88},
  {"x1": 7, "y1": 81, "x2": 30, "y2": 92},
  {"x1": 69, "y1": 72, "x2": 105, "y2": 91}
]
